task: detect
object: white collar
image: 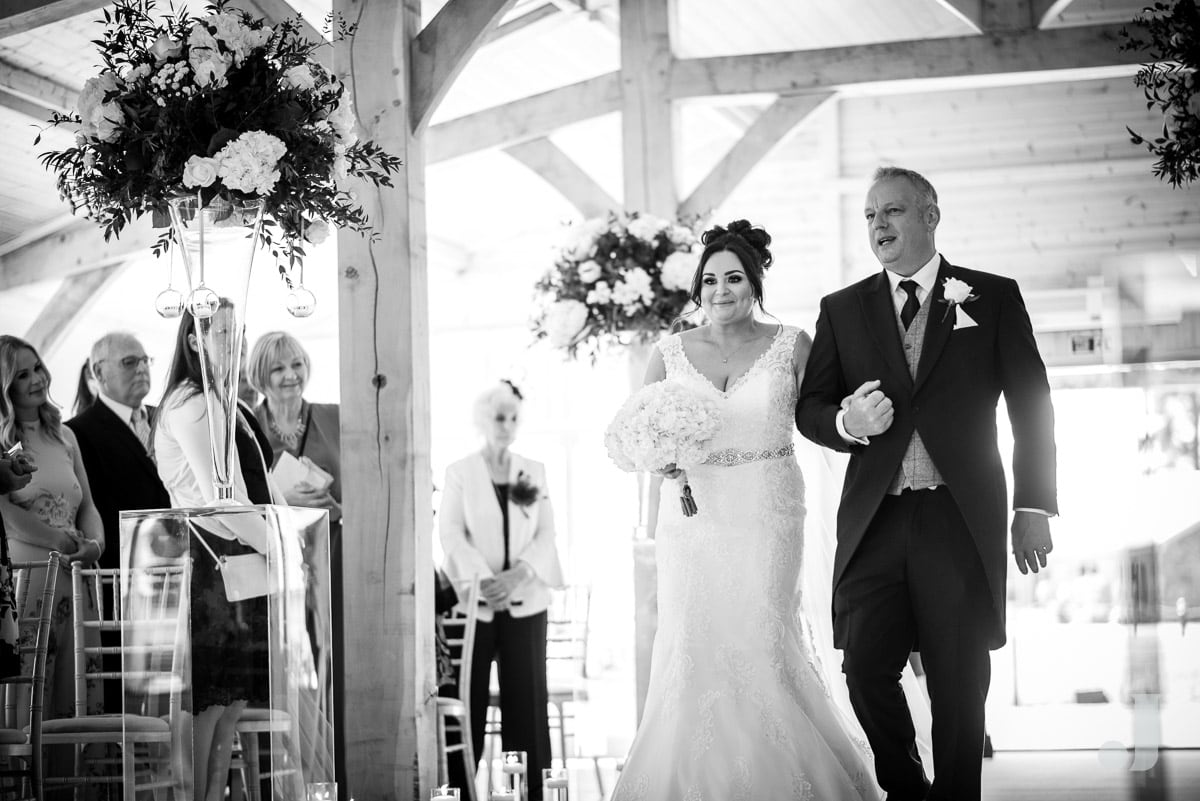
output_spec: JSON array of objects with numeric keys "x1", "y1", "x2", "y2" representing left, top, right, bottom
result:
[
  {"x1": 885, "y1": 251, "x2": 942, "y2": 295},
  {"x1": 98, "y1": 392, "x2": 141, "y2": 425}
]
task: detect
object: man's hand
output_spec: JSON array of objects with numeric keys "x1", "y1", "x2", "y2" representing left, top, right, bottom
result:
[
  {"x1": 842, "y1": 380, "x2": 894, "y2": 438},
  {"x1": 0, "y1": 455, "x2": 34, "y2": 493},
  {"x1": 1012, "y1": 511, "x2": 1053, "y2": 575}
]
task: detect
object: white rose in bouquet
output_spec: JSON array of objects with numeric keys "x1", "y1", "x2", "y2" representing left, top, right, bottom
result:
[
  {"x1": 151, "y1": 33, "x2": 183, "y2": 63},
  {"x1": 182, "y1": 155, "x2": 219, "y2": 189},
  {"x1": 660, "y1": 250, "x2": 698, "y2": 292},
  {"x1": 544, "y1": 299, "x2": 590, "y2": 348},
  {"x1": 305, "y1": 219, "x2": 331, "y2": 245},
  {"x1": 577, "y1": 259, "x2": 602, "y2": 283},
  {"x1": 77, "y1": 73, "x2": 126, "y2": 142},
  {"x1": 282, "y1": 65, "x2": 316, "y2": 91},
  {"x1": 627, "y1": 214, "x2": 667, "y2": 242}
]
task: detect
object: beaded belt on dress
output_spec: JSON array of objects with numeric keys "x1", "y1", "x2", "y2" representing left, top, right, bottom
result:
[{"x1": 703, "y1": 443, "x2": 795, "y2": 466}]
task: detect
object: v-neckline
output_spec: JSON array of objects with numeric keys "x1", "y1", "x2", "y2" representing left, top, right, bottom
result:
[{"x1": 679, "y1": 325, "x2": 784, "y2": 397}]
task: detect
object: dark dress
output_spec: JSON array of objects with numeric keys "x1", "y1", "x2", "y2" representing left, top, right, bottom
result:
[{"x1": 189, "y1": 407, "x2": 275, "y2": 710}]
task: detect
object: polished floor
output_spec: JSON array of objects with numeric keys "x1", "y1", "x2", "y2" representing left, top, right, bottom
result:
[{"x1": 542, "y1": 749, "x2": 1200, "y2": 801}]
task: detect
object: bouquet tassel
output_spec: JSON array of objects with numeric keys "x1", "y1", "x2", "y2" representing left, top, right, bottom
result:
[{"x1": 680, "y1": 481, "x2": 698, "y2": 517}]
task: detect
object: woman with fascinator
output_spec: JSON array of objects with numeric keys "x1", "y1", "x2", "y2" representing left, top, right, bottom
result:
[
  {"x1": 610, "y1": 220, "x2": 901, "y2": 800},
  {"x1": 438, "y1": 379, "x2": 565, "y2": 800}
]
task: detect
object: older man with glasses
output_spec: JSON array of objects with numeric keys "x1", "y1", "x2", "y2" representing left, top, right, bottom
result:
[{"x1": 66, "y1": 331, "x2": 171, "y2": 714}]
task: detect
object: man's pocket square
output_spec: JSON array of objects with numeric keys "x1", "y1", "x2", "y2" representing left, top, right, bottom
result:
[{"x1": 954, "y1": 307, "x2": 979, "y2": 330}]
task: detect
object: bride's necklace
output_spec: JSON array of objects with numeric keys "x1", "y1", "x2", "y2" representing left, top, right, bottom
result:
[
  {"x1": 710, "y1": 327, "x2": 763, "y2": 364},
  {"x1": 268, "y1": 406, "x2": 306, "y2": 449}
]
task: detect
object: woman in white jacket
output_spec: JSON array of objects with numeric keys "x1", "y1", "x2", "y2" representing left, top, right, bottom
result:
[{"x1": 439, "y1": 380, "x2": 564, "y2": 801}]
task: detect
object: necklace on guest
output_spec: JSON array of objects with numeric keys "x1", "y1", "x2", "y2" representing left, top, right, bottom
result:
[{"x1": 268, "y1": 406, "x2": 306, "y2": 449}]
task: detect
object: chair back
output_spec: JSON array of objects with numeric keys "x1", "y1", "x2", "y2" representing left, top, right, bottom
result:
[
  {"x1": 546, "y1": 585, "x2": 591, "y2": 682},
  {"x1": 0, "y1": 554, "x2": 60, "y2": 801},
  {"x1": 442, "y1": 579, "x2": 481, "y2": 707}
]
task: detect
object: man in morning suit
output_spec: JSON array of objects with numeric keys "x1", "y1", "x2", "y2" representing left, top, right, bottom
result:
[
  {"x1": 66, "y1": 332, "x2": 171, "y2": 713},
  {"x1": 796, "y1": 166, "x2": 1057, "y2": 801}
]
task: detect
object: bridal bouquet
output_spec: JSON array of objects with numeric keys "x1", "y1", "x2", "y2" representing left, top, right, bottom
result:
[
  {"x1": 532, "y1": 212, "x2": 701, "y2": 361},
  {"x1": 37, "y1": 0, "x2": 403, "y2": 268},
  {"x1": 604, "y1": 380, "x2": 722, "y2": 517}
]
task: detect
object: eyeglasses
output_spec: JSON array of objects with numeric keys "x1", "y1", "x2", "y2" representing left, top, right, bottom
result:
[{"x1": 97, "y1": 356, "x2": 154, "y2": 371}]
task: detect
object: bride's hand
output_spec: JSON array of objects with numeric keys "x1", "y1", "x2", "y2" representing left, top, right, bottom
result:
[{"x1": 655, "y1": 463, "x2": 683, "y2": 480}]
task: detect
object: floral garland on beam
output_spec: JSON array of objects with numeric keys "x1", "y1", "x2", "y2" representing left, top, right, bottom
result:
[
  {"x1": 1120, "y1": 0, "x2": 1200, "y2": 188},
  {"x1": 37, "y1": 0, "x2": 403, "y2": 270},
  {"x1": 531, "y1": 212, "x2": 702, "y2": 361}
]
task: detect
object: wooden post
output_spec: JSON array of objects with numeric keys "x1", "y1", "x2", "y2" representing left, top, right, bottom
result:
[
  {"x1": 333, "y1": 0, "x2": 435, "y2": 797},
  {"x1": 619, "y1": 0, "x2": 678, "y2": 723}
]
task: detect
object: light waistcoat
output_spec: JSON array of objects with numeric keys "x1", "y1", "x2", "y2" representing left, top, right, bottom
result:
[{"x1": 887, "y1": 290, "x2": 945, "y2": 494}]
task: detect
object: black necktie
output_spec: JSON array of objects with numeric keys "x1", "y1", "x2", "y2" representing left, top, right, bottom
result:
[{"x1": 899, "y1": 279, "x2": 921, "y2": 330}]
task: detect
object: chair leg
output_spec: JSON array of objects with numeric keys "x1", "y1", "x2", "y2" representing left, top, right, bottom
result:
[
  {"x1": 244, "y1": 734, "x2": 262, "y2": 801},
  {"x1": 553, "y1": 701, "x2": 567, "y2": 769},
  {"x1": 123, "y1": 744, "x2": 136, "y2": 801}
]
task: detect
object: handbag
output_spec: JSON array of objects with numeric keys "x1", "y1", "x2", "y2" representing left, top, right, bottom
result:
[
  {"x1": 192, "y1": 526, "x2": 279, "y2": 602},
  {"x1": 0, "y1": 516, "x2": 22, "y2": 679}
]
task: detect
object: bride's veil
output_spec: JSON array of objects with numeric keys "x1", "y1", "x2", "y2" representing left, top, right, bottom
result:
[{"x1": 795, "y1": 436, "x2": 935, "y2": 775}]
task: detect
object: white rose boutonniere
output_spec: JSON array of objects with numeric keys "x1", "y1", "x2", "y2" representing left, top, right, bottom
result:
[{"x1": 939, "y1": 276, "x2": 979, "y2": 329}]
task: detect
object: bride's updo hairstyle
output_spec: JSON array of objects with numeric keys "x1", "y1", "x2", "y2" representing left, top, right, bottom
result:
[{"x1": 688, "y1": 219, "x2": 774, "y2": 308}]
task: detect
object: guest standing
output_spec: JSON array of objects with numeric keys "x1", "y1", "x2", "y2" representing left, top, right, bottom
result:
[
  {"x1": 247, "y1": 330, "x2": 344, "y2": 789},
  {"x1": 439, "y1": 381, "x2": 564, "y2": 801},
  {"x1": 0, "y1": 336, "x2": 104, "y2": 756},
  {"x1": 67, "y1": 332, "x2": 171, "y2": 715},
  {"x1": 154, "y1": 308, "x2": 276, "y2": 801}
]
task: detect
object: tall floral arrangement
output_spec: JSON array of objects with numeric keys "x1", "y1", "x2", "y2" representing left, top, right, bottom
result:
[
  {"x1": 1120, "y1": 0, "x2": 1200, "y2": 188},
  {"x1": 532, "y1": 212, "x2": 701, "y2": 361},
  {"x1": 37, "y1": 0, "x2": 402, "y2": 267}
]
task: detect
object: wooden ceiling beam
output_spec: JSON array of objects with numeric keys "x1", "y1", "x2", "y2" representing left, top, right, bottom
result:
[
  {"x1": 0, "y1": 217, "x2": 157, "y2": 292},
  {"x1": 0, "y1": 0, "x2": 108, "y2": 39},
  {"x1": 0, "y1": 59, "x2": 76, "y2": 116},
  {"x1": 679, "y1": 91, "x2": 835, "y2": 220},
  {"x1": 668, "y1": 23, "x2": 1139, "y2": 99},
  {"x1": 428, "y1": 23, "x2": 1137, "y2": 163},
  {"x1": 619, "y1": 0, "x2": 677, "y2": 216},
  {"x1": 24, "y1": 262, "x2": 124, "y2": 355},
  {"x1": 426, "y1": 72, "x2": 621, "y2": 163},
  {"x1": 0, "y1": 86, "x2": 57, "y2": 122},
  {"x1": 503, "y1": 136, "x2": 618, "y2": 217},
  {"x1": 933, "y1": 0, "x2": 983, "y2": 32},
  {"x1": 1033, "y1": 0, "x2": 1082, "y2": 28},
  {"x1": 485, "y1": 2, "x2": 561, "y2": 43},
  {"x1": 410, "y1": 0, "x2": 519, "y2": 132}
]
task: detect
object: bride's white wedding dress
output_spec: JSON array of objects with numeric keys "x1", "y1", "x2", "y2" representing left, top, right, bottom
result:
[{"x1": 612, "y1": 326, "x2": 881, "y2": 801}]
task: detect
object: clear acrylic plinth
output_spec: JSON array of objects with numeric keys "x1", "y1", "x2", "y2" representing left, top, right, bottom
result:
[{"x1": 119, "y1": 504, "x2": 336, "y2": 800}]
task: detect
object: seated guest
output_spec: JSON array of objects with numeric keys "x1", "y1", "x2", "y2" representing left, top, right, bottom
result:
[{"x1": 0, "y1": 335, "x2": 103, "y2": 773}]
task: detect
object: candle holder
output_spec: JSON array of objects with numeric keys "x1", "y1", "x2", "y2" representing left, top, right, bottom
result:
[
  {"x1": 542, "y1": 767, "x2": 569, "y2": 800},
  {"x1": 431, "y1": 787, "x2": 461, "y2": 801},
  {"x1": 306, "y1": 783, "x2": 338, "y2": 801},
  {"x1": 500, "y1": 750, "x2": 527, "y2": 800}
]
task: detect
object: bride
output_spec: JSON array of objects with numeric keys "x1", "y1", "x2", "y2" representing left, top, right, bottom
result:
[{"x1": 611, "y1": 221, "x2": 927, "y2": 800}]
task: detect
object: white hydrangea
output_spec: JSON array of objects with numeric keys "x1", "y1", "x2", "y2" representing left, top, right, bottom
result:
[
  {"x1": 604, "y1": 380, "x2": 722, "y2": 473},
  {"x1": 586, "y1": 281, "x2": 613, "y2": 305},
  {"x1": 612, "y1": 267, "x2": 654, "y2": 313},
  {"x1": 660, "y1": 250, "x2": 698, "y2": 292},
  {"x1": 666, "y1": 224, "x2": 695, "y2": 246},
  {"x1": 327, "y1": 95, "x2": 358, "y2": 146},
  {"x1": 543, "y1": 299, "x2": 589, "y2": 348},
  {"x1": 626, "y1": 214, "x2": 667, "y2": 243},
  {"x1": 215, "y1": 130, "x2": 287, "y2": 195},
  {"x1": 207, "y1": 13, "x2": 270, "y2": 66},
  {"x1": 76, "y1": 73, "x2": 126, "y2": 142}
]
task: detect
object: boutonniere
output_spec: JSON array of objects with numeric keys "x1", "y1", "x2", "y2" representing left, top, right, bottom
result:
[
  {"x1": 509, "y1": 470, "x2": 542, "y2": 517},
  {"x1": 938, "y1": 277, "x2": 979, "y2": 328}
]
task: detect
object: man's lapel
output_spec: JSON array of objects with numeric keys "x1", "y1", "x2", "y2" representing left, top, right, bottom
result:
[
  {"x1": 96, "y1": 400, "x2": 155, "y2": 472},
  {"x1": 857, "y1": 271, "x2": 910, "y2": 387},
  {"x1": 914, "y1": 257, "x2": 955, "y2": 392}
]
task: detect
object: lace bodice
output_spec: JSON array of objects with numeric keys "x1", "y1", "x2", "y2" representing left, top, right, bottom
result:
[{"x1": 658, "y1": 325, "x2": 800, "y2": 456}]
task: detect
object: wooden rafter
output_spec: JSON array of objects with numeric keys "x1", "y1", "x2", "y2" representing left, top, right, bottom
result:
[
  {"x1": 679, "y1": 91, "x2": 835, "y2": 220},
  {"x1": 410, "y1": 0, "x2": 519, "y2": 132},
  {"x1": 619, "y1": 0, "x2": 676, "y2": 216},
  {"x1": 485, "y1": 1, "x2": 561, "y2": 43},
  {"x1": 1033, "y1": 0, "x2": 1082, "y2": 28},
  {"x1": 427, "y1": 22, "x2": 1139, "y2": 164},
  {"x1": 426, "y1": 72, "x2": 621, "y2": 163},
  {"x1": 0, "y1": 0, "x2": 108, "y2": 39},
  {"x1": 0, "y1": 59, "x2": 76, "y2": 116},
  {"x1": 503, "y1": 137, "x2": 618, "y2": 217},
  {"x1": 668, "y1": 23, "x2": 1137, "y2": 98},
  {"x1": 0, "y1": 217, "x2": 156, "y2": 292},
  {"x1": 933, "y1": 0, "x2": 983, "y2": 32},
  {"x1": 24, "y1": 262, "x2": 123, "y2": 354},
  {"x1": 0, "y1": 86, "x2": 56, "y2": 122}
]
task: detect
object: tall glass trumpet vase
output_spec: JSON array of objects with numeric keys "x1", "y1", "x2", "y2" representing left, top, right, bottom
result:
[{"x1": 167, "y1": 194, "x2": 266, "y2": 501}]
